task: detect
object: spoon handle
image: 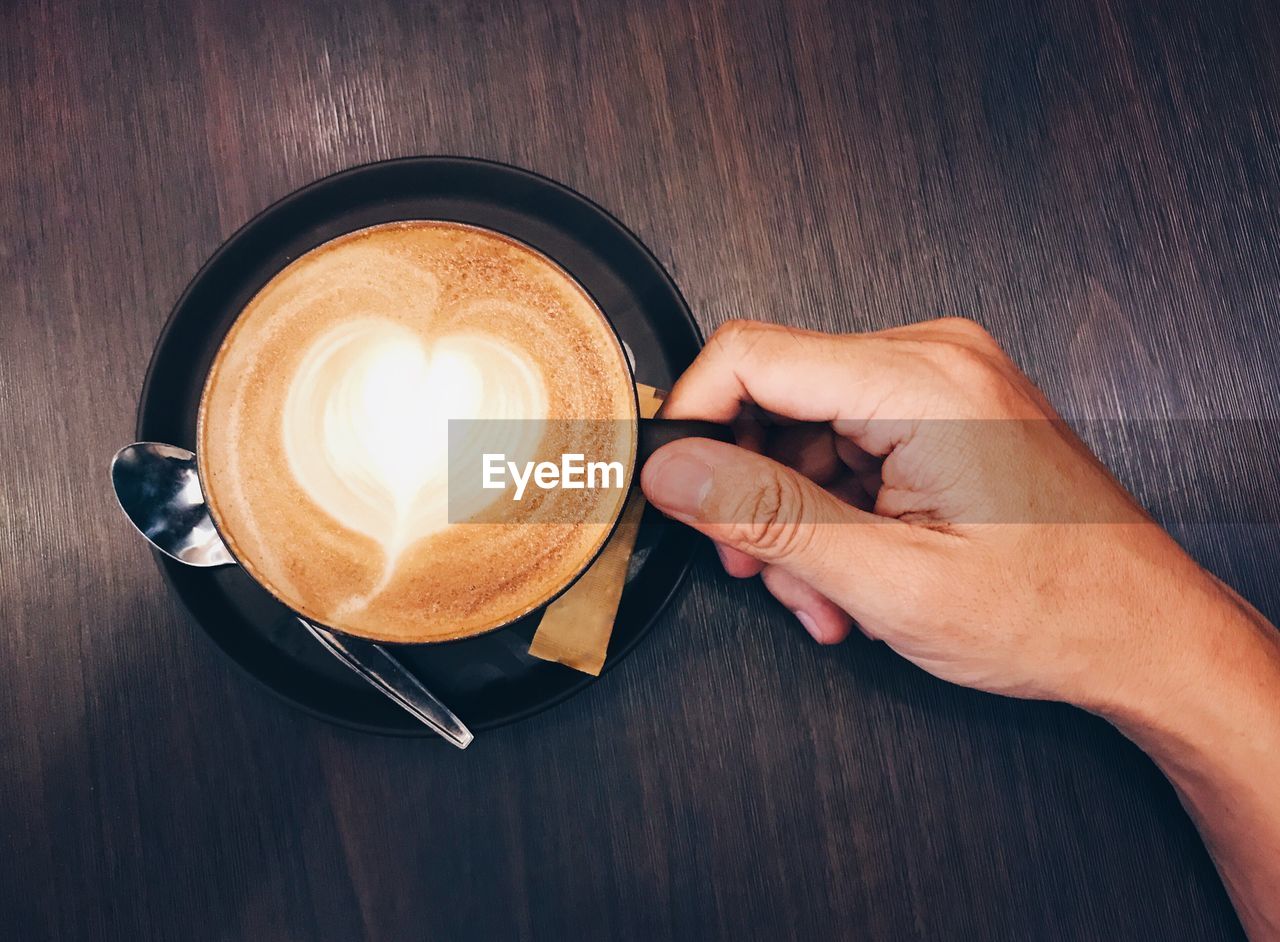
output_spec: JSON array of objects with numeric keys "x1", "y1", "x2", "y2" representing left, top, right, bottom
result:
[{"x1": 298, "y1": 618, "x2": 474, "y2": 748}]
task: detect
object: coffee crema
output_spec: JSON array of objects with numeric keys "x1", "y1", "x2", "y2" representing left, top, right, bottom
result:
[{"x1": 197, "y1": 221, "x2": 637, "y2": 642}]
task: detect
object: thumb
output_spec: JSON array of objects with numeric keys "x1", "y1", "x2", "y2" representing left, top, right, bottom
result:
[{"x1": 640, "y1": 438, "x2": 918, "y2": 614}]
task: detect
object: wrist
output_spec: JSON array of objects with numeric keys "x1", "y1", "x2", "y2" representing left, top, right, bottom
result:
[
  {"x1": 1092, "y1": 579, "x2": 1280, "y2": 772},
  {"x1": 1088, "y1": 577, "x2": 1280, "y2": 939}
]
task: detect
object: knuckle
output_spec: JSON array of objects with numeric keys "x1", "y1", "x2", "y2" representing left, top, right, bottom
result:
[
  {"x1": 710, "y1": 318, "x2": 787, "y2": 363},
  {"x1": 710, "y1": 318, "x2": 760, "y2": 351},
  {"x1": 930, "y1": 342, "x2": 1004, "y2": 395},
  {"x1": 936, "y1": 316, "x2": 996, "y2": 347},
  {"x1": 725, "y1": 469, "x2": 814, "y2": 559}
]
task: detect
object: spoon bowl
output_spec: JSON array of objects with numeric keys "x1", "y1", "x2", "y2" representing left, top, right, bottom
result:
[{"x1": 111, "y1": 442, "x2": 235, "y2": 567}]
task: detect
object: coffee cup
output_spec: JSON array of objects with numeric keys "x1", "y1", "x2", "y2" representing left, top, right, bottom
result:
[{"x1": 196, "y1": 219, "x2": 726, "y2": 644}]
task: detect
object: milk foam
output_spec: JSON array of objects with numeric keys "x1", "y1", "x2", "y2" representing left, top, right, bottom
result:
[{"x1": 282, "y1": 318, "x2": 549, "y2": 572}]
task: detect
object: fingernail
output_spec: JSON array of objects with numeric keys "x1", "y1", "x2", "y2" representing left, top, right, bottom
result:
[
  {"x1": 794, "y1": 610, "x2": 825, "y2": 643},
  {"x1": 646, "y1": 453, "x2": 713, "y2": 517}
]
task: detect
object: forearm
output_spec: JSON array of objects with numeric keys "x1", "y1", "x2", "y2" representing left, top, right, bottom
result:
[{"x1": 1100, "y1": 586, "x2": 1280, "y2": 939}]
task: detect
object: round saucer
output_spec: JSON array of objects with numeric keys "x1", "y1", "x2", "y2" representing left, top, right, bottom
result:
[{"x1": 138, "y1": 156, "x2": 703, "y2": 735}]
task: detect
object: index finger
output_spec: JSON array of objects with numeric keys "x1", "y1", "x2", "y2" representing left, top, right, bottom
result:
[{"x1": 660, "y1": 320, "x2": 937, "y2": 444}]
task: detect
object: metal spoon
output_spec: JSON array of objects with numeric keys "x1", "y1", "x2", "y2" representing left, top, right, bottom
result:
[{"x1": 111, "y1": 442, "x2": 473, "y2": 749}]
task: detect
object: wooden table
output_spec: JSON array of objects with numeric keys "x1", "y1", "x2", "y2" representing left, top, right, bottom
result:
[{"x1": 4, "y1": 0, "x2": 1276, "y2": 938}]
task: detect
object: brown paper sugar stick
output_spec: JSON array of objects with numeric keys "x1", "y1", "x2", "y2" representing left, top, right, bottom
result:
[{"x1": 528, "y1": 383, "x2": 666, "y2": 675}]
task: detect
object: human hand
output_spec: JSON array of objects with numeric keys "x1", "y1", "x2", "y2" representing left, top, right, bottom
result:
[
  {"x1": 640, "y1": 318, "x2": 1238, "y2": 710},
  {"x1": 639, "y1": 317, "x2": 1280, "y2": 938}
]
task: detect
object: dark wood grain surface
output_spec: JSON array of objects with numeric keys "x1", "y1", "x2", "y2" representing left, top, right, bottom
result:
[{"x1": 3, "y1": 0, "x2": 1277, "y2": 938}]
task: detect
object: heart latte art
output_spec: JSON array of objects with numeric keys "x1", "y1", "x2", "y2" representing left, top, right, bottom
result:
[
  {"x1": 283, "y1": 321, "x2": 548, "y2": 562},
  {"x1": 198, "y1": 222, "x2": 637, "y2": 643}
]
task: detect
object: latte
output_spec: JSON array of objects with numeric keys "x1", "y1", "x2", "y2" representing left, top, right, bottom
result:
[{"x1": 197, "y1": 221, "x2": 637, "y2": 642}]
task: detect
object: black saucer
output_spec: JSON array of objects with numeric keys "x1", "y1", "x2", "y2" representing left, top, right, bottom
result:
[{"x1": 138, "y1": 157, "x2": 704, "y2": 735}]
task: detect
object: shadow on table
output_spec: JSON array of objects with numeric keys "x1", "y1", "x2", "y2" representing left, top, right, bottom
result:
[
  {"x1": 810, "y1": 589, "x2": 1249, "y2": 940},
  {"x1": 0, "y1": 575, "x2": 368, "y2": 942}
]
